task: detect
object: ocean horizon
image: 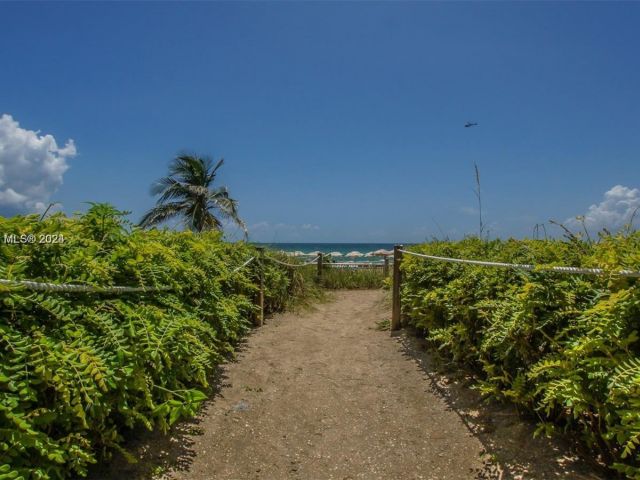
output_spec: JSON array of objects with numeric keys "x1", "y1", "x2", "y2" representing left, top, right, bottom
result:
[{"x1": 254, "y1": 242, "x2": 413, "y2": 259}]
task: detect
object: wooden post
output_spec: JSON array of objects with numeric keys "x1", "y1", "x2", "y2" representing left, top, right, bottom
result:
[
  {"x1": 256, "y1": 247, "x2": 265, "y2": 327},
  {"x1": 317, "y1": 253, "x2": 323, "y2": 280},
  {"x1": 383, "y1": 256, "x2": 390, "y2": 277},
  {"x1": 391, "y1": 244, "x2": 403, "y2": 331}
]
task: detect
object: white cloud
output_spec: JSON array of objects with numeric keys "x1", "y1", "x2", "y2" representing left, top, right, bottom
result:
[
  {"x1": 249, "y1": 221, "x2": 270, "y2": 230},
  {"x1": 249, "y1": 221, "x2": 320, "y2": 233},
  {"x1": 247, "y1": 221, "x2": 321, "y2": 240},
  {"x1": 566, "y1": 185, "x2": 640, "y2": 232},
  {"x1": 0, "y1": 114, "x2": 76, "y2": 212}
]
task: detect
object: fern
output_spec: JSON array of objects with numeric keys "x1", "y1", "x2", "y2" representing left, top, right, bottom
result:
[
  {"x1": 0, "y1": 204, "x2": 304, "y2": 479},
  {"x1": 401, "y1": 233, "x2": 640, "y2": 477}
]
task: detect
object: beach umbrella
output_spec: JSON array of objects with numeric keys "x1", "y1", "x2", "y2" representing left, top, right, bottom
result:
[
  {"x1": 292, "y1": 251, "x2": 305, "y2": 257},
  {"x1": 305, "y1": 251, "x2": 321, "y2": 256},
  {"x1": 364, "y1": 251, "x2": 375, "y2": 257},
  {"x1": 328, "y1": 251, "x2": 343, "y2": 257},
  {"x1": 345, "y1": 251, "x2": 363, "y2": 258},
  {"x1": 373, "y1": 249, "x2": 393, "y2": 256}
]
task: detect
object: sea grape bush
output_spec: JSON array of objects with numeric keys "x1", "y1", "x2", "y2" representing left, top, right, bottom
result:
[
  {"x1": 0, "y1": 204, "x2": 296, "y2": 479},
  {"x1": 401, "y1": 233, "x2": 640, "y2": 478}
]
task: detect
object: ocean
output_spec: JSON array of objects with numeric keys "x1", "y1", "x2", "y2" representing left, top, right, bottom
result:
[{"x1": 255, "y1": 243, "x2": 409, "y2": 261}]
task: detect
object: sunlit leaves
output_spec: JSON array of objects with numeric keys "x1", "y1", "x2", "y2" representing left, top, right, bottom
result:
[
  {"x1": 0, "y1": 204, "x2": 297, "y2": 479},
  {"x1": 401, "y1": 234, "x2": 640, "y2": 477}
]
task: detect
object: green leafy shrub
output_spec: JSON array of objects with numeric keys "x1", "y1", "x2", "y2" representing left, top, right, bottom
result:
[
  {"x1": 260, "y1": 252, "x2": 324, "y2": 311},
  {"x1": 0, "y1": 204, "x2": 298, "y2": 479},
  {"x1": 400, "y1": 233, "x2": 640, "y2": 477}
]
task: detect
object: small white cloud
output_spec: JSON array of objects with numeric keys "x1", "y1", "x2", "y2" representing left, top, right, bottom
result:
[
  {"x1": 0, "y1": 113, "x2": 76, "y2": 212},
  {"x1": 249, "y1": 221, "x2": 270, "y2": 230},
  {"x1": 260, "y1": 222, "x2": 320, "y2": 232},
  {"x1": 247, "y1": 221, "x2": 320, "y2": 240},
  {"x1": 566, "y1": 185, "x2": 640, "y2": 232}
]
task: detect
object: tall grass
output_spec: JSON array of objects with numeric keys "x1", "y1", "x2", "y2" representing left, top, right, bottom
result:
[{"x1": 320, "y1": 266, "x2": 387, "y2": 289}]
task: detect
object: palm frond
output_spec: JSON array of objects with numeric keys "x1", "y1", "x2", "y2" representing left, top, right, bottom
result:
[
  {"x1": 206, "y1": 158, "x2": 224, "y2": 185},
  {"x1": 139, "y1": 201, "x2": 189, "y2": 229},
  {"x1": 140, "y1": 154, "x2": 244, "y2": 233},
  {"x1": 208, "y1": 187, "x2": 247, "y2": 236}
]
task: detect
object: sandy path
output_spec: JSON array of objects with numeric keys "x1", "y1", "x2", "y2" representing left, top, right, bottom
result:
[
  {"x1": 93, "y1": 289, "x2": 603, "y2": 479},
  {"x1": 165, "y1": 290, "x2": 485, "y2": 479}
]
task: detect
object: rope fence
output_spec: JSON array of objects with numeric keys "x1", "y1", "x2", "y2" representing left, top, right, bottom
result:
[
  {"x1": 391, "y1": 244, "x2": 640, "y2": 333},
  {"x1": 0, "y1": 255, "x2": 260, "y2": 294},
  {"x1": 398, "y1": 249, "x2": 640, "y2": 278},
  {"x1": 0, "y1": 249, "x2": 390, "y2": 330},
  {"x1": 0, "y1": 279, "x2": 173, "y2": 294},
  {"x1": 0, "y1": 251, "x2": 332, "y2": 300},
  {"x1": 232, "y1": 256, "x2": 256, "y2": 273},
  {"x1": 264, "y1": 255, "x2": 320, "y2": 268},
  {"x1": 326, "y1": 261, "x2": 386, "y2": 268}
]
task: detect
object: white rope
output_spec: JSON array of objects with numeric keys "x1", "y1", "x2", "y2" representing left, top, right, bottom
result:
[
  {"x1": 265, "y1": 255, "x2": 320, "y2": 268},
  {"x1": 0, "y1": 256, "x2": 261, "y2": 293},
  {"x1": 264, "y1": 256, "x2": 300, "y2": 267},
  {"x1": 399, "y1": 249, "x2": 640, "y2": 278},
  {"x1": 304, "y1": 255, "x2": 321, "y2": 265},
  {"x1": 326, "y1": 262, "x2": 385, "y2": 267},
  {"x1": 232, "y1": 256, "x2": 255, "y2": 273},
  {"x1": 0, "y1": 278, "x2": 173, "y2": 293}
]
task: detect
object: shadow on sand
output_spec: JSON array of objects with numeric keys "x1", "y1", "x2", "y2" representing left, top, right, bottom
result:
[
  {"x1": 86, "y1": 348, "x2": 241, "y2": 480},
  {"x1": 392, "y1": 327, "x2": 607, "y2": 480},
  {"x1": 90, "y1": 319, "x2": 608, "y2": 480}
]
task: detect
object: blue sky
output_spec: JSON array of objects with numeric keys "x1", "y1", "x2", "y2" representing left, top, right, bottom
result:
[{"x1": 0, "y1": 2, "x2": 638, "y2": 242}]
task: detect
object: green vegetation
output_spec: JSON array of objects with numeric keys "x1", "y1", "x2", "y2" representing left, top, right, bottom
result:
[
  {"x1": 0, "y1": 204, "x2": 301, "y2": 480},
  {"x1": 400, "y1": 233, "x2": 640, "y2": 478},
  {"x1": 320, "y1": 266, "x2": 387, "y2": 289},
  {"x1": 262, "y1": 252, "x2": 324, "y2": 311},
  {"x1": 139, "y1": 154, "x2": 246, "y2": 235}
]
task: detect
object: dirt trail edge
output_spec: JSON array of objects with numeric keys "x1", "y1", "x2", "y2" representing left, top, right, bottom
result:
[{"x1": 101, "y1": 290, "x2": 604, "y2": 480}]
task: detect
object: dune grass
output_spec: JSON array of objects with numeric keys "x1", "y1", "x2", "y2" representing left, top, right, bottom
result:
[{"x1": 319, "y1": 266, "x2": 388, "y2": 289}]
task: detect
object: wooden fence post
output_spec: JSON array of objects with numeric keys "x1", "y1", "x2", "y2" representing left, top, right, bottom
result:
[
  {"x1": 383, "y1": 256, "x2": 390, "y2": 277},
  {"x1": 256, "y1": 247, "x2": 265, "y2": 327},
  {"x1": 391, "y1": 244, "x2": 403, "y2": 331},
  {"x1": 317, "y1": 253, "x2": 323, "y2": 281}
]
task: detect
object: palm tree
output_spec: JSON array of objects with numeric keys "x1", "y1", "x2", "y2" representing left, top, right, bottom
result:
[{"x1": 139, "y1": 154, "x2": 247, "y2": 235}]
